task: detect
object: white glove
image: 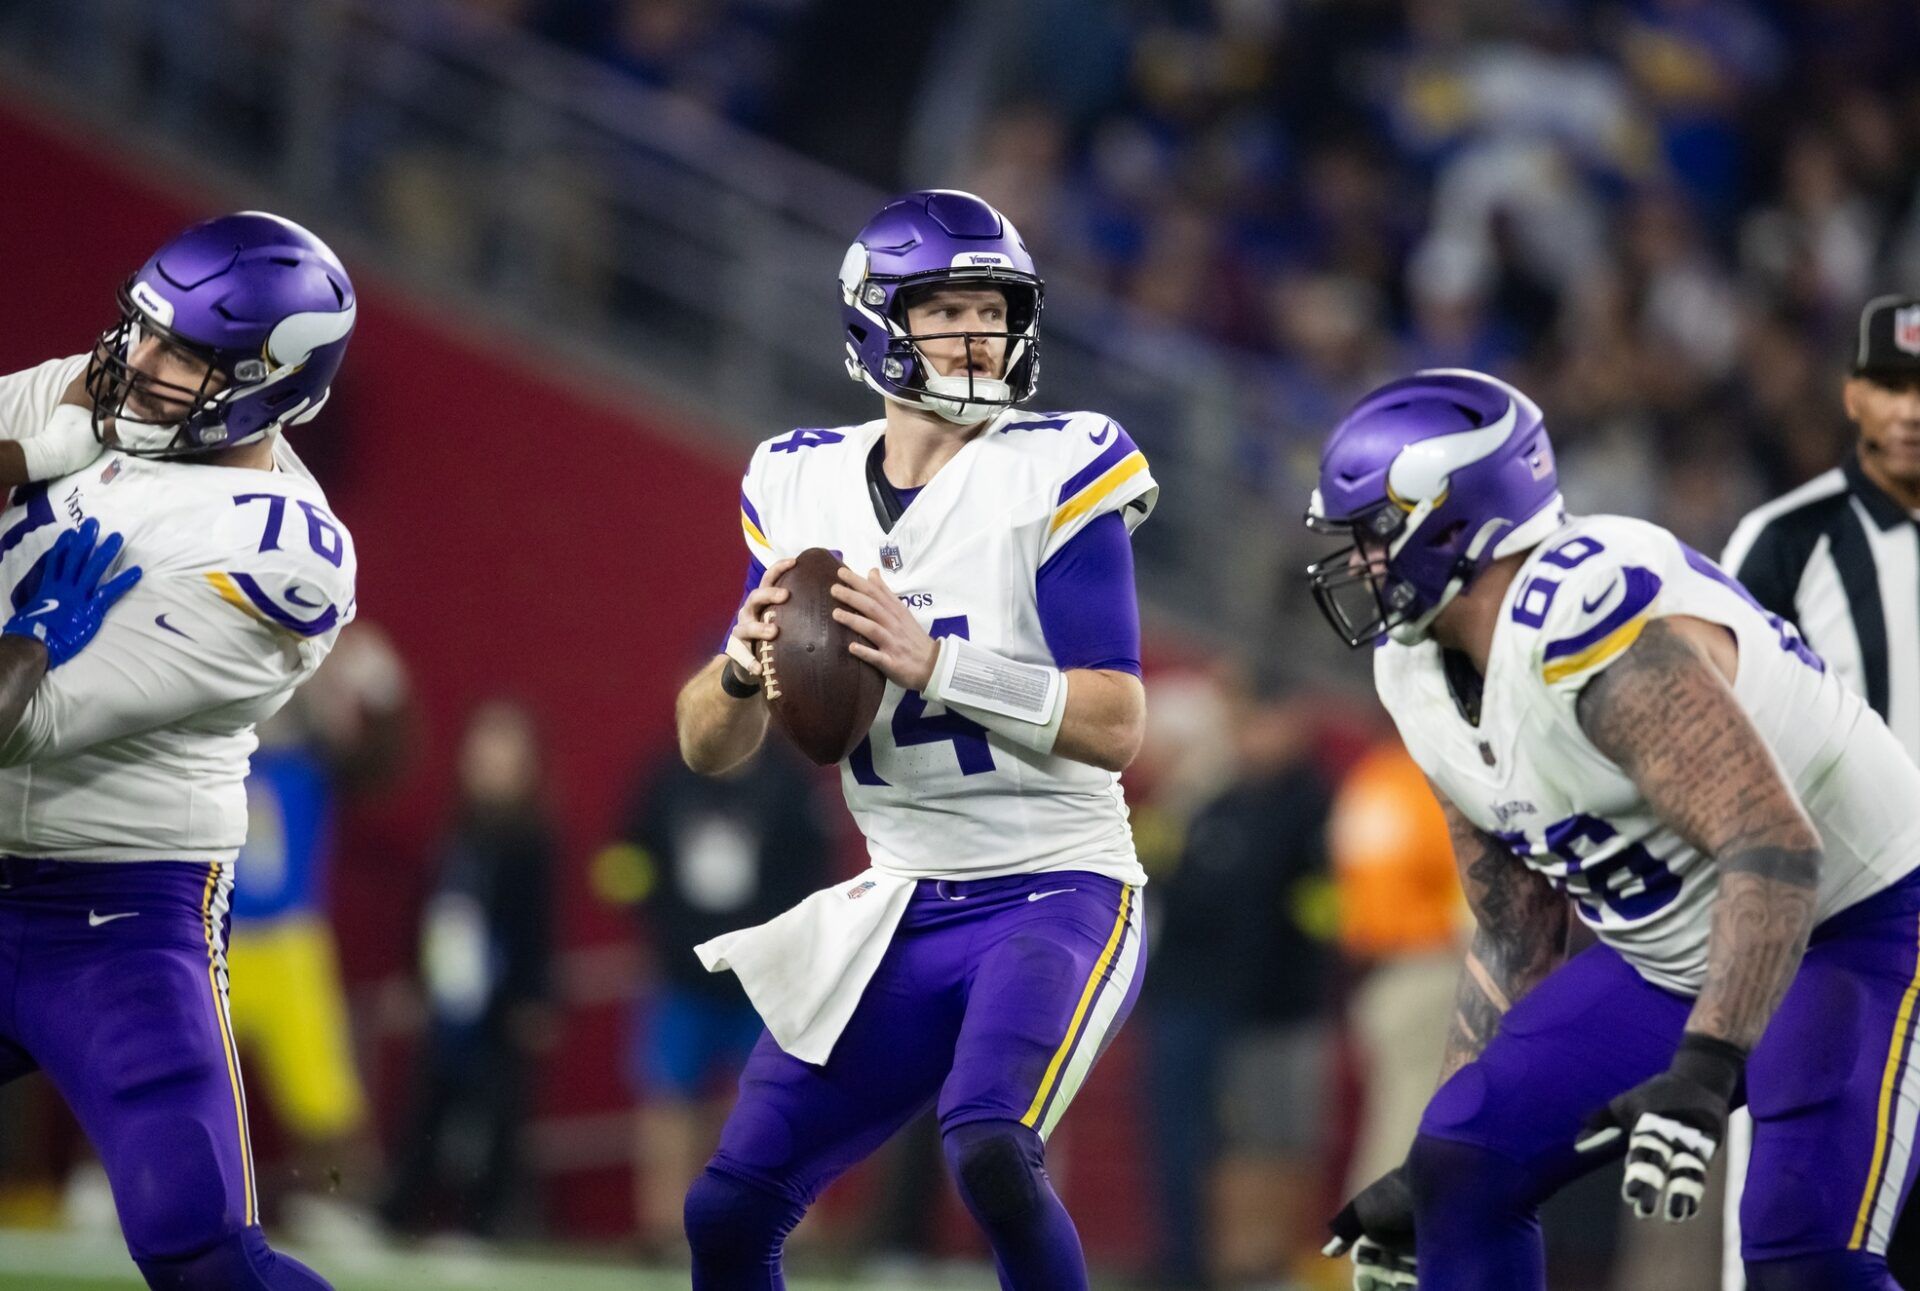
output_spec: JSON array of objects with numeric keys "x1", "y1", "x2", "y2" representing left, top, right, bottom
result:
[{"x1": 21, "y1": 405, "x2": 106, "y2": 481}]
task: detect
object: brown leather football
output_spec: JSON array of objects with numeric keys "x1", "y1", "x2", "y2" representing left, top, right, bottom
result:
[{"x1": 762, "y1": 547, "x2": 886, "y2": 765}]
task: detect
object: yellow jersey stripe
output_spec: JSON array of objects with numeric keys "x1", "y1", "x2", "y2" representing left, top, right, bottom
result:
[
  {"x1": 1539, "y1": 615, "x2": 1648, "y2": 685},
  {"x1": 1048, "y1": 453, "x2": 1146, "y2": 536},
  {"x1": 204, "y1": 572, "x2": 267, "y2": 624},
  {"x1": 742, "y1": 511, "x2": 771, "y2": 552},
  {"x1": 1021, "y1": 886, "x2": 1133, "y2": 1128},
  {"x1": 1850, "y1": 912, "x2": 1920, "y2": 1248}
]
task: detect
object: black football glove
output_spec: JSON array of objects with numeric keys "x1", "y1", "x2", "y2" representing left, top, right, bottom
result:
[
  {"x1": 1573, "y1": 1032, "x2": 1745, "y2": 1224},
  {"x1": 1324, "y1": 1165, "x2": 1418, "y2": 1290}
]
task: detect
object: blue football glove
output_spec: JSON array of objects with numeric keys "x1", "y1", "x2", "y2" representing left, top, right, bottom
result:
[
  {"x1": 1574, "y1": 1032, "x2": 1745, "y2": 1224},
  {"x1": 3, "y1": 518, "x2": 142, "y2": 668}
]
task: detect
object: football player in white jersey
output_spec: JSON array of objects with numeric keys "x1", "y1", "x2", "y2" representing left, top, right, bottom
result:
[
  {"x1": 673, "y1": 189, "x2": 1155, "y2": 1290},
  {"x1": 0, "y1": 212, "x2": 357, "y2": 1290},
  {"x1": 1310, "y1": 370, "x2": 1920, "y2": 1291}
]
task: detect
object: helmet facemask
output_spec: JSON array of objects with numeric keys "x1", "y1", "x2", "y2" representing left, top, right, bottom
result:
[
  {"x1": 1305, "y1": 497, "x2": 1442, "y2": 648},
  {"x1": 87, "y1": 279, "x2": 326, "y2": 459},
  {"x1": 842, "y1": 241, "x2": 1043, "y2": 425}
]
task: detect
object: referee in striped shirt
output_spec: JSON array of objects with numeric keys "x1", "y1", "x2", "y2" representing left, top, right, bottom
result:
[{"x1": 1722, "y1": 294, "x2": 1920, "y2": 1287}]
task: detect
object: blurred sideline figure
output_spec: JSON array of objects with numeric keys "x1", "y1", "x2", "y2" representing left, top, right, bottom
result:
[
  {"x1": 594, "y1": 741, "x2": 832, "y2": 1254},
  {"x1": 227, "y1": 622, "x2": 411, "y2": 1243},
  {"x1": 381, "y1": 701, "x2": 558, "y2": 1239},
  {"x1": 1723, "y1": 295, "x2": 1920, "y2": 1291},
  {"x1": 1328, "y1": 737, "x2": 1466, "y2": 1192},
  {"x1": 1145, "y1": 692, "x2": 1336, "y2": 1288}
]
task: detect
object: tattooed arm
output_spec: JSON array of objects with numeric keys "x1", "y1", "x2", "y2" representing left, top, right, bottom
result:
[
  {"x1": 1436, "y1": 790, "x2": 1571, "y2": 1086},
  {"x1": 1575, "y1": 616, "x2": 1821, "y2": 1050}
]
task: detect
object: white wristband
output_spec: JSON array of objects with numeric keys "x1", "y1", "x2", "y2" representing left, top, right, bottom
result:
[
  {"x1": 21, "y1": 405, "x2": 105, "y2": 481},
  {"x1": 922, "y1": 636, "x2": 1068, "y2": 754}
]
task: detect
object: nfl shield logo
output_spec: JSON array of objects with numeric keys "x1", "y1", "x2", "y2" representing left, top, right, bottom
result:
[
  {"x1": 1896, "y1": 305, "x2": 1920, "y2": 356},
  {"x1": 99, "y1": 458, "x2": 121, "y2": 484},
  {"x1": 880, "y1": 541, "x2": 904, "y2": 572}
]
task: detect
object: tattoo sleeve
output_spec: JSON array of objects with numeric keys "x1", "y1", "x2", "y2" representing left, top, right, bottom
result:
[
  {"x1": 1575, "y1": 617, "x2": 1821, "y2": 1050},
  {"x1": 1435, "y1": 793, "x2": 1570, "y2": 1086}
]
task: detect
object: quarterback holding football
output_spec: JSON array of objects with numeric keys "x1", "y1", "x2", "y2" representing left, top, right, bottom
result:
[{"x1": 672, "y1": 189, "x2": 1156, "y2": 1290}]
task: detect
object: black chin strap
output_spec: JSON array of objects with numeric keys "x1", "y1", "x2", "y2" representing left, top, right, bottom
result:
[{"x1": 867, "y1": 436, "x2": 907, "y2": 533}]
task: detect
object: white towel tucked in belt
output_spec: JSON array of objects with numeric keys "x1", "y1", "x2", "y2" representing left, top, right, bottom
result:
[{"x1": 694, "y1": 868, "x2": 916, "y2": 1065}]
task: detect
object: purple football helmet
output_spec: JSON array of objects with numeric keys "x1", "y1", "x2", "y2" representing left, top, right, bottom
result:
[
  {"x1": 1304, "y1": 369, "x2": 1565, "y2": 647},
  {"x1": 86, "y1": 211, "x2": 356, "y2": 458},
  {"x1": 839, "y1": 190, "x2": 1043, "y2": 424}
]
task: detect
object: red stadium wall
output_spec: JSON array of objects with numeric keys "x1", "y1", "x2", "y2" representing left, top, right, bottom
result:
[{"x1": 0, "y1": 103, "x2": 1154, "y2": 1265}]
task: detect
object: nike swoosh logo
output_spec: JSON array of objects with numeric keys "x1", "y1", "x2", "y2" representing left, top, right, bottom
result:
[
  {"x1": 154, "y1": 613, "x2": 192, "y2": 639},
  {"x1": 1027, "y1": 888, "x2": 1077, "y2": 903},
  {"x1": 26, "y1": 599, "x2": 56, "y2": 618},
  {"x1": 1581, "y1": 581, "x2": 1618, "y2": 614},
  {"x1": 1089, "y1": 421, "x2": 1114, "y2": 446},
  {"x1": 88, "y1": 910, "x2": 138, "y2": 927},
  {"x1": 285, "y1": 585, "x2": 322, "y2": 608}
]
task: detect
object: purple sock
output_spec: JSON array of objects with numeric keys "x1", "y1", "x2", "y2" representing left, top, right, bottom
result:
[
  {"x1": 1745, "y1": 1251, "x2": 1900, "y2": 1291},
  {"x1": 134, "y1": 1226, "x2": 330, "y2": 1290},
  {"x1": 1406, "y1": 1133, "x2": 1549, "y2": 1291},
  {"x1": 685, "y1": 1167, "x2": 805, "y2": 1291},
  {"x1": 943, "y1": 1119, "x2": 1088, "y2": 1291}
]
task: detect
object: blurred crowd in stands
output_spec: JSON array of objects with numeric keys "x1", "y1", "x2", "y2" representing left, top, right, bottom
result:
[{"x1": 510, "y1": 0, "x2": 1920, "y2": 547}]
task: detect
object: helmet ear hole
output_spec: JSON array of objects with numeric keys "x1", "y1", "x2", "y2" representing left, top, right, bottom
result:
[{"x1": 848, "y1": 323, "x2": 869, "y2": 344}]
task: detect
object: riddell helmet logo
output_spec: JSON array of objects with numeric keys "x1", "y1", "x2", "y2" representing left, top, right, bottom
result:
[
  {"x1": 129, "y1": 280, "x2": 175, "y2": 328},
  {"x1": 1896, "y1": 305, "x2": 1920, "y2": 356}
]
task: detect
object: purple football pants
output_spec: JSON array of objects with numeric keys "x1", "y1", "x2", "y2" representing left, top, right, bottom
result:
[
  {"x1": 0, "y1": 859, "x2": 328, "y2": 1290},
  {"x1": 1408, "y1": 873, "x2": 1920, "y2": 1290},
  {"x1": 689, "y1": 870, "x2": 1145, "y2": 1290}
]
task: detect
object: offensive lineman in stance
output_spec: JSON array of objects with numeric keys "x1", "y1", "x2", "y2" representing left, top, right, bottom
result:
[
  {"x1": 0, "y1": 212, "x2": 358, "y2": 1289},
  {"x1": 1312, "y1": 371, "x2": 1920, "y2": 1290},
  {"x1": 674, "y1": 190, "x2": 1155, "y2": 1290}
]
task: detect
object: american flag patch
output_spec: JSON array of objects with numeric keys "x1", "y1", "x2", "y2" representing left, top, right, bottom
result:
[{"x1": 1529, "y1": 448, "x2": 1552, "y2": 480}]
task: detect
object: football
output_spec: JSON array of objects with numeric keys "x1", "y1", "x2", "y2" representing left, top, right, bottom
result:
[{"x1": 762, "y1": 547, "x2": 886, "y2": 765}]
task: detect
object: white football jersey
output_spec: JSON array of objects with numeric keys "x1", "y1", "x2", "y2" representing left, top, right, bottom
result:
[
  {"x1": 740, "y1": 409, "x2": 1157, "y2": 884},
  {"x1": 1377, "y1": 513, "x2": 1920, "y2": 994},
  {"x1": 0, "y1": 355, "x2": 356, "y2": 861}
]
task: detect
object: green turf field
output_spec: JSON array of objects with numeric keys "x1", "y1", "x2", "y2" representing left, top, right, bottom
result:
[{"x1": 0, "y1": 1228, "x2": 1007, "y2": 1291}]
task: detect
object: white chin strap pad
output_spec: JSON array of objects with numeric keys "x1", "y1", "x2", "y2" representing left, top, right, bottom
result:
[{"x1": 921, "y1": 375, "x2": 1014, "y2": 425}]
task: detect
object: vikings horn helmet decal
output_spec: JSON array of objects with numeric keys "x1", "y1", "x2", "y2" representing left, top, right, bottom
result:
[
  {"x1": 1305, "y1": 369, "x2": 1565, "y2": 647},
  {"x1": 87, "y1": 211, "x2": 356, "y2": 458},
  {"x1": 839, "y1": 190, "x2": 1043, "y2": 425}
]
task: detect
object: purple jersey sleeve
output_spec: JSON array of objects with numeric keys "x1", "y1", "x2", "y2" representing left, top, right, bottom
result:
[
  {"x1": 719, "y1": 555, "x2": 768, "y2": 653},
  {"x1": 1036, "y1": 511, "x2": 1141, "y2": 675}
]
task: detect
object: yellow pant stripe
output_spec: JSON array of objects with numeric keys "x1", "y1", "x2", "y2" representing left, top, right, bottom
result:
[
  {"x1": 201, "y1": 864, "x2": 256, "y2": 1228},
  {"x1": 1020, "y1": 885, "x2": 1133, "y2": 1128},
  {"x1": 1850, "y1": 910, "x2": 1920, "y2": 1249}
]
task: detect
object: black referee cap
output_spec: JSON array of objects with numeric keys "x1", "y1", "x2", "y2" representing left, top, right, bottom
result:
[{"x1": 1855, "y1": 295, "x2": 1920, "y2": 379}]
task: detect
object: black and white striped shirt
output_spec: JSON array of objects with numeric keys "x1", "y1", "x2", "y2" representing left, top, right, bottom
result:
[{"x1": 1722, "y1": 454, "x2": 1920, "y2": 761}]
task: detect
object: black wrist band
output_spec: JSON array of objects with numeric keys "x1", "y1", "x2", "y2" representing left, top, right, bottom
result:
[
  {"x1": 720, "y1": 661, "x2": 762, "y2": 699},
  {"x1": 1673, "y1": 1032, "x2": 1748, "y2": 1100}
]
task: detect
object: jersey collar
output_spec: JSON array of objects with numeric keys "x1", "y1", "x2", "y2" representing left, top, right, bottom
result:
[{"x1": 1843, "y1": 451, "x2": 1911, "y2": 531}]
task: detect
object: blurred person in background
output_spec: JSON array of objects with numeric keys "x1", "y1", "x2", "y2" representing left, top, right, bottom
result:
[
  {"x1": 1144, "y1": 691, "x2": 1335, "y2": 1289},
  {"x1": 226, "y1": 623, "x2": 411, "y2": 1244},
  {"x1": 593, "y1": 739, "x2": 832, "y2": 1255},
  {"x1": 380, "y1": 701, "x2": 558, "y2": 1240},
  {"x1": 1327, "y1": 735, "x2": 1466, "y2": 1195}
]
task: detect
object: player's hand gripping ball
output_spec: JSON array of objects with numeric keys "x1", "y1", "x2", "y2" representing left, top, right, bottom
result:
[
  {"x1": 761, "y1": 548, "x2": 885, "y2": 765},
  {"x1": 1325, "y1": 1165, "x2": 1418, "y2": 1290}
]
